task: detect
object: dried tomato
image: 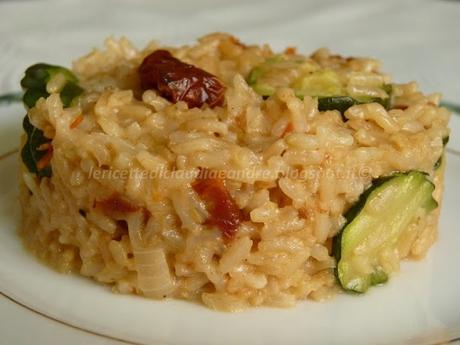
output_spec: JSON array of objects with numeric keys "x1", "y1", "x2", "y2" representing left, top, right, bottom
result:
[
  {"x1": 95, "y1": 193, "x2": 140, "y2": 216},
  {"x1": 138, "y1": 50, "x2": 225, "y2": 108},
  {"x1": 192, "y1": 175, "x2": 242, "y2": 239}
]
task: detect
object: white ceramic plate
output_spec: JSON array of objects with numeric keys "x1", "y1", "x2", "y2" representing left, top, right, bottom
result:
[{"x1": 1, "y1": 0, "x2": 460, "y2": 344}]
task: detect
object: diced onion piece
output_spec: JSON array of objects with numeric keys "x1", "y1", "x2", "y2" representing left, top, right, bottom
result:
[{"x1": 134, "y1": 248, "x2": 174, "y2": 298}]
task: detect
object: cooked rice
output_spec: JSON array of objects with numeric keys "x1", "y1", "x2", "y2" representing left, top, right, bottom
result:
[{"x1": 19, "y1": 33, "x2": 450, "y2": 311}]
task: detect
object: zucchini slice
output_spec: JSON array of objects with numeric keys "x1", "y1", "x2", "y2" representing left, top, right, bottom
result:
[
  {"x1": 318, "y1": 96, "x2": 357, "y2": 113},
  {"x1": 333, "y1": 171, "x2": 437, "y2": 293},
  {"x1": 247, "y1": 54, "x2": 318, "y2": 98},
  {"x1": 247, "y1": 56, "x2": 392, "y2": 112}
]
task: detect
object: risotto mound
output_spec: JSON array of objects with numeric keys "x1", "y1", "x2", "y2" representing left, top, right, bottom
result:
[{"x1": 18, "y1": 33, "x2": 450, "y2": 311}]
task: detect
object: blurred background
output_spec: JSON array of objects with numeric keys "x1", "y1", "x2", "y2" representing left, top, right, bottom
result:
[{"x1": 0, "y1": 0, "x2": 459, "y2": 100}]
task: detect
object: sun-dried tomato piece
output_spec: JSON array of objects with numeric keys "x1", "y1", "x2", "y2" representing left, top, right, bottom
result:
[
  {"x1": 192, "y1": 175, "x2": 242, "y2": 239},
  {"x1": 95, "y1": 193, "x2": 140, "y2": 216},
  {"x1": 138, "y1": 50, "x2": 225, "y2": 108}
]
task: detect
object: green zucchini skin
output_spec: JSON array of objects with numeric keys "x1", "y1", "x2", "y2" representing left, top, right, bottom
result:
[
  {"x1": 21, "y1": 116, "x2": 52, "y2": 178},
  {"x1": 20, "y1": 63, "x2": 84, "y2": 178},
  {"x1": 317, "y1": 96, "x2": 357, "y2": 114},
  {"x1": 246, "y1": 56, "x2": 392, "y2": 113},
  {"x1": 434, "y1": 136, "x2": 449, "y2": 170},
  {"x1": 332, "y1": 174, "x2": 397, "y2": 266},
  {"x1": 333, "y1": 171, "x2": 437, "y2": 293},
  {"x1": 317, "y1": 93, "x2": 392, "y2": 114},
  {"x1": 21, "y1": 63, "x2": 83, "y2": 108},
  {"x1": 443, "y1": 136, "x2": 450, "y2": 146}
]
